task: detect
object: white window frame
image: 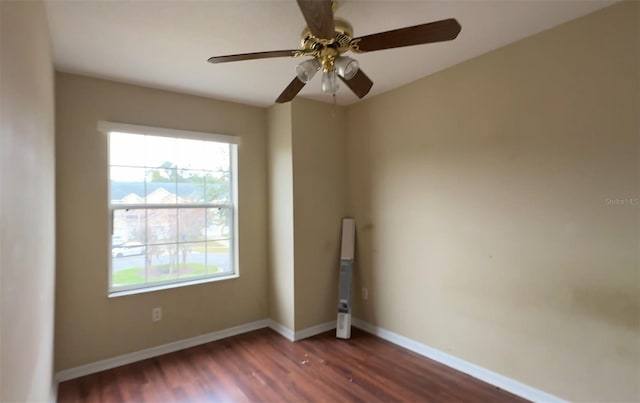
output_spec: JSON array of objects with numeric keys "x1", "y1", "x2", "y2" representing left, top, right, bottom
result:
[{"x1": 98, "y1": 121, "x2": 240, "y2": 297}]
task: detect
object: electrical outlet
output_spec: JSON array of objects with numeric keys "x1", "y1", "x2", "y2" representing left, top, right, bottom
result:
[
  {"x1": 362, "y1": 287, "x2": 368, "y2": 300},
  {"x1": 152, "y1": 307, "x2": 162, "y2": 322}
]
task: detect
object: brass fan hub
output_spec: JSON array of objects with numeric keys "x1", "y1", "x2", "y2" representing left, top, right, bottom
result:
[
  {"x1": 299, "y1": 17, "x2": 354, "y2": 72},
  {"x1": 300, "y1": 17, "x2": 353, "y2": 47}
]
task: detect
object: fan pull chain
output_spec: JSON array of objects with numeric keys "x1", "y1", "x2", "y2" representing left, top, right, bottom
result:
[{"x1": 332, "y1": 93, "x2": 337, "y2": 118}]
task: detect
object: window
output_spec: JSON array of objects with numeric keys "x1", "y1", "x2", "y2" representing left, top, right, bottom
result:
[{"x1": 99, "y1": 121, "x2": 239, "y2": 295}]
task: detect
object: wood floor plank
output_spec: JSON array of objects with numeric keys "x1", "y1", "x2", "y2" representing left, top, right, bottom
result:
[{"x1": 57, "y1": 328, "x2": 527, "y2": 402}]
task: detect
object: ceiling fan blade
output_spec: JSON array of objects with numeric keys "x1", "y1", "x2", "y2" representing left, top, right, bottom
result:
[
  {"x1": 352, "y1": 19, "x2": 461, "y2": 53},
  {"x1": 296, "y1": 0, "x2": 335, "y2": 40},
  {"x1": 208, "y1": 50, "x2": 299, "y2": 64},
  {"x1": 276, "y1": 77, "x2": 306, "y2": 103},
  {"x1": 339, "y1": 69, "x2": 373, "y2": 99}
]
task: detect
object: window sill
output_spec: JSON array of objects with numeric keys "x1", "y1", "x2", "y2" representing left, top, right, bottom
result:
[{"x1": 108, "y1": 273, "x2": 239, "y2": 298}]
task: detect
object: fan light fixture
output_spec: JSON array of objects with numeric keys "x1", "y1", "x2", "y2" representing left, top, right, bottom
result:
[
  {"x1": 334, "y1": 56, "x2": 359, "y2": 80},
  {"x1": 321, "y1": 71, "x2": 339, "y2": 93},
  {"x1": 295, "y1": 58, "x2": 321, "y2": 83},
  {"x1": 295, "y1": 56, "x2": 359, "y2": 94}
]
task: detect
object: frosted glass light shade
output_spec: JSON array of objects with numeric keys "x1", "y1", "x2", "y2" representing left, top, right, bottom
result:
[
  {"x1": 295, "y1": 58, "x2": 321, "y2": 83},
  {"x1": 321, "y1": 71, "x2": 339, "y2": 94},
  {"x1": 335, "y1": 56, "x2": 359, "y2": 80}
]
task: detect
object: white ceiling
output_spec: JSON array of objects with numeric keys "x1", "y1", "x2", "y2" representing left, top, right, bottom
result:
[{"x1": 45, "y1": 0, "x2": 615, "y2": 107}]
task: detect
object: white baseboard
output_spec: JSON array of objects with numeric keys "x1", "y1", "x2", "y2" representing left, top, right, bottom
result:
[
  {"x1": 351, "y1": 318, "x2": 566, "y2": 403},
  {"x1": 55, "y1": 319, "x2": 269, "y2": 382},
  {"x1": 267, "y1": 319, "x2": 295, "y2": 341},
  {"x1": 266, "y1": 319, "x2": 335, "y2": 341},
  {"x1": 294, "y1": 320, "x2": 336, "y2": 341}
]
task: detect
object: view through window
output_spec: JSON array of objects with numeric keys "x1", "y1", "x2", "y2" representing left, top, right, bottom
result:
[{"x1": 108, "y1": 129, "x2": 237, "y2": 293}]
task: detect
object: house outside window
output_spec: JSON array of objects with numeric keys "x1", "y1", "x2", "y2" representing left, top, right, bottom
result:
[{"x1": 99, "y1": 121, "x2": 239, "y2": 296}]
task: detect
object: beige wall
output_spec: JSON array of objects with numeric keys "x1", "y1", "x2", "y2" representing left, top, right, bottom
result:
[
  {"x1": 346, "y1": 2, "x2": 639, "y2": 401},
  {"x1": 267, "y1": 103, "x2": 295, "y2": 329},
  {"x1": 292, "y1": 99, "x2": 347, "y2": 330},
  {"x1": 54, "y1": 73, "x2": 268, "y2": 370},
  {"x1": 267, "y1": 99, "x2": 347, "y2": 332},
  {"x1": 1, "y1": 1, "x2": 57, "y2": 401}
]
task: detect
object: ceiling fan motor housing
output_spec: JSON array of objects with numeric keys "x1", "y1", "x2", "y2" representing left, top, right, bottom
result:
[{"x1": 300, "y1": 17, "x2": 355, "y2": 71}]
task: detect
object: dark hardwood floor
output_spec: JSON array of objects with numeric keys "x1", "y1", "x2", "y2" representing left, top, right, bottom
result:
[{"x1": 58, "y1": 327, "x2": 527, "y2": 402}]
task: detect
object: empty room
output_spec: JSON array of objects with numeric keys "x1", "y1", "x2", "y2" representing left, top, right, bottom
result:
[{"x1": 1, "y1": 0, "x2": 638, "y2": 402}]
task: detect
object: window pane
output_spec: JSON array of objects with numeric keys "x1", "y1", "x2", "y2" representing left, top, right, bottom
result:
[
  {"x1": 146, "y1": 168, "x2": 177, "y2": 204},
  {"x1": 207, "y1": 239, "x2": 231, "y2": 274},
  {"x1": 145, "y1": 136, "x2": 176, "y2": 168},
  {"x1": 111, "y1": 258, "x2": 146, "y2": 287},
  {"x1": 205, "y1": 171, "x2": 230, "y2": 203},
  {"x1": 176, "y1": 242, "x2": 206, "y2": 279},
  {"x1": 110, "y1": 132, "x2": 146, "y2": 167},
  {"x1": 147, "y1": 208, "x2": 177, "y2": 244},
  {"x1": 145, "y1": 244, "x2": 163, "y2": 266},
  {"x1": 206, "y1": 208, "x2": 231, "y2": 240},
  {"x1": 112, "y1": 245, "x2": 147, "y2": 288},
  {"x1": 178, "y1": 170, "x2": 205, "y2": 203},
  {"x1": 176, "y1": 138, "x2": 210, "y2": 170},
  {"x1": 110, "y1": 167, "x2": 145, "y2": 204},
  {"x1": 204, "y1": 141, "x2": 230, "y2": 172},
  {"x1": 147, "y1": 244, "x2": 178, "y2": 283},
  {"x1": 178, "y1": 208, "x2": 206, "y2": 243},
  {"x1": 112, "y1": 209, "x2": 146, "y2": 245}
]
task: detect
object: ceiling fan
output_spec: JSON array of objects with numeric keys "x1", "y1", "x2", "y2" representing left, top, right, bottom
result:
[{"x1": 207, "y1": 0, "x2": 461, "y2": 103}]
